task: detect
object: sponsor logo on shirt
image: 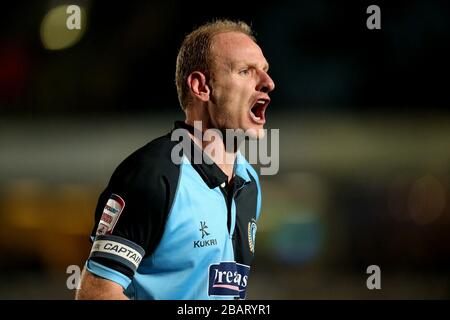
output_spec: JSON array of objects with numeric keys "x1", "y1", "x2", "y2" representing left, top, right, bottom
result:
[
  {"x1": 199, "y1": 221, "x2": 210, "y2": 238},
  {"x1": 194, "y1": 221, "x2": 218, "y2": 248},
  {"x1": 96, "y1": 194, "x2": 125, "y2": 236},
  {"x1": 208, "y1": 261, "x2": 250, "y2": 299}
]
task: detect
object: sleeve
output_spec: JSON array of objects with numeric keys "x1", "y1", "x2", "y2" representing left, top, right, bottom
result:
[{"x1": 86, "y1": 155, "x2": 179, "y2": 289}]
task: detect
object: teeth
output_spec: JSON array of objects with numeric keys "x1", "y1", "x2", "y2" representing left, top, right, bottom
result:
[{"x1": 250, "y1": 99, "x2": 267, "y2": 123}]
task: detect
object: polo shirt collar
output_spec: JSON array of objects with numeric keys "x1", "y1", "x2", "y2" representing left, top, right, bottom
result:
[
  {"x1": 172, "y1": 121, "x2": 251, "y2": 188},
  {"x1": 234, "y1": 151, "x2": 251, "y2": 183}
]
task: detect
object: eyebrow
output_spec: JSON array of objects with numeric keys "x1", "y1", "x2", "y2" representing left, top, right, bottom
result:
[{"x1": 237, "y1": 61, "x2": 270, "y2": 72}]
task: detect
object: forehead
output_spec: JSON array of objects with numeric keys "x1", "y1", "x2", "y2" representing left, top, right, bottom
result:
[{"x1": 210, "y1": 32, "x2": 267, "y2": 68}]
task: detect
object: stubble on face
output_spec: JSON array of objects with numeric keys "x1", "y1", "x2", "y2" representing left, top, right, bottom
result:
[{"x1": 207, "y1": 32, "x2": 266, "y2": 132}]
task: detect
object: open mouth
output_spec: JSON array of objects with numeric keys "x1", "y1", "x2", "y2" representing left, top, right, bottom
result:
[{"x1": 249, "y1": 98, "x2": 270, "y2": 124}]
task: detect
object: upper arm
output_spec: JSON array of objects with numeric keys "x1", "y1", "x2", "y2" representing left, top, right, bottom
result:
[{"x1": 85, "y1": 147, "x2": 180, "y2": 292}]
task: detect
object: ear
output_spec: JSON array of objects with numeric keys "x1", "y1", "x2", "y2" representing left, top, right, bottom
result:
[{"x1": 187, "y1": 71, "x2": 211, "y2": 102}]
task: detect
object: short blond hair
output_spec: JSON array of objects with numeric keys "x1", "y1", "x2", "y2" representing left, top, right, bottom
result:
[{"x1": 175, "y1": 19, "x2": 255, "y2": 111}]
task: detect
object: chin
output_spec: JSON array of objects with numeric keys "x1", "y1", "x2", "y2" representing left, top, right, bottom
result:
[
  {"x1": 243, "y1": 123, "x2": 266, "y2": 140},
  {"x1": 253, "y1": 128, "x2": 266, "y2": 139}
]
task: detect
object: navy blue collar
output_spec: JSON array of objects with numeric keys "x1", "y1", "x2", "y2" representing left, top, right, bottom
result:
[{"x1": 172, "y1": 121, "x2": 251, "y2": 189}]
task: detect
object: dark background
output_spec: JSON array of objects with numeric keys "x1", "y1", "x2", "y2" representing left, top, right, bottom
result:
[
  {"x1": 0, "y1": 0, "x2": 449, "y2": 299},
  {"x1": 2, "y1": 0, "x2": 449, "y2": 115}
]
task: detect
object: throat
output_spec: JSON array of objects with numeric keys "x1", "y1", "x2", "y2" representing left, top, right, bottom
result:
[
  {"x1": 217, "y1": 162, "x2": 235, "y2": 182},
  {"x1": 190, "y1": 132, "x2": 237, "y2": 181}
]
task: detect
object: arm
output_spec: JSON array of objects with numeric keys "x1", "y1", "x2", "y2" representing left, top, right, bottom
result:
[
  {"x1": 75, "y1": 266, "x2": 129, "y2": 300},
  {"x1": 80, "y1": 149, "x2": 176, "y2": 300}
]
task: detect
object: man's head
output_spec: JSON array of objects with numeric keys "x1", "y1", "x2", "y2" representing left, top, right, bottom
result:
[{"x1": 175, "y1": 19, "x2": 275, "y2": 138}]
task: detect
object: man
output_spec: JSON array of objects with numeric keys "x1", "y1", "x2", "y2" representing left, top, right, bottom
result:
[{"x1": 76, "y1": 19, "x2": 275, "y2": 300}]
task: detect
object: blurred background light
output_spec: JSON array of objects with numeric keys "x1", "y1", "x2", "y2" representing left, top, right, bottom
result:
[
  {"x1": 270, "y1": 213, "x2": 324, "y2": 265},
  {"x1": 408, "y1": 175, "x2": 446, "y2": 225},
  {"x1": 40, "y1": 5, "x2": 86, "y2": 50}
]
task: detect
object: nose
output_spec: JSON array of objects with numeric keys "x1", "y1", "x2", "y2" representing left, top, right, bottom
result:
[{"x1": 256, "y1": 70, "x2": 275, "y2": 93}]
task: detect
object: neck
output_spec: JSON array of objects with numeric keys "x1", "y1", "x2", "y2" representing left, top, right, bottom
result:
[{"x1": 185, "y1": 109, "x2": 236, "y2": 181}]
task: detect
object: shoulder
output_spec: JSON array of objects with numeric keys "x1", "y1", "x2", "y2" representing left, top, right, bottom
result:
[
  {"x1": 109, "y1": 133, "x2": 180, "y2": 190},
  {"x1": 237, "y1": 152, "x2": 260, "y2": 186},
  {"x1": 241, "y1": 160, "x2": 262, "y2": 220},
  {"x1": 245, "y1": 162, "x2": 260, "y2": 184}
]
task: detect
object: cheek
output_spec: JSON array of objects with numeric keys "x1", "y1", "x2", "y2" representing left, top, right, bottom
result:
[
  {"x1": 211, "y1": 81, "x2": 250, "y2": 118},
  {"x1": 213, "y1": 88, "x2": 239, "y2": 111}
]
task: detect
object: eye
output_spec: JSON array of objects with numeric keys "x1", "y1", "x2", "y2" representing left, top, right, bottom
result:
[{"x1": 239, "y1": 68, "x2": 250, "y2": 76}]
